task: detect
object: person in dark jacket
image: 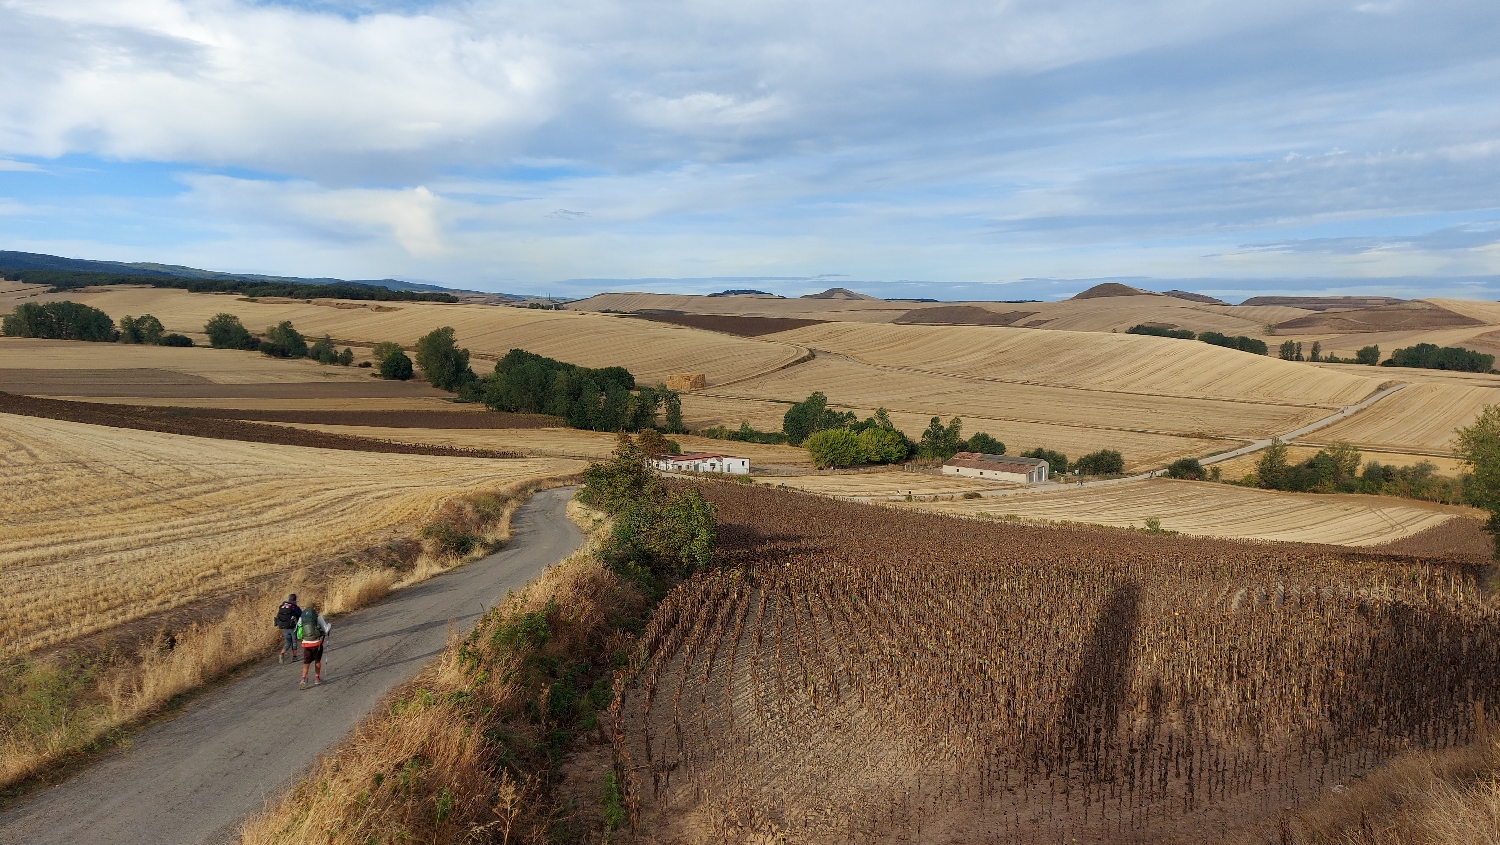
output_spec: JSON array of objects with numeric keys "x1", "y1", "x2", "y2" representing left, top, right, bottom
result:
[{"x1": 274, "y1": 594, "x2": 301, "y2": 664}]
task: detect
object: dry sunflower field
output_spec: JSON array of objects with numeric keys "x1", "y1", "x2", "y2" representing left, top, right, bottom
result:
[
  {"x1": 0, "y1": 412, "x2": 583, "y2": 655},
  {"x1": 609, "y1": 483, "x2": 1500, "y2": 844}
]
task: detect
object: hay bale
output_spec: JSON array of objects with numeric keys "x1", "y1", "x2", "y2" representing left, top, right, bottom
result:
[{"x1": 666, "y1": 373, "x2": 707, "y2": 391}]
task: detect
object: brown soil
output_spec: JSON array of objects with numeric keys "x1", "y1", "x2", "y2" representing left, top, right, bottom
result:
[
  {"x1": 1070, "y1": 282, "x2": 1160, "y2": 299},
  {"x1": 1378, "y1": 516, "x2": 1494, "y2": 560},
  {"x1": 0, "y1": 368, "x2": 451, "y2": 399},
  {"x1": 166, "y1": 407, "x2": 561, "y2": 429},
  {"x1": 893, "y1": 305, "x2": 1037, "y2": 326},
  {"x1": 1242, "y1": 295, "x2": 1407, "y2": 311},
  {"x1": 1274, "y1": 302, "x2": 1484, "y2": 333},
  {"x1": 628, "y1": 312, "x2": 827, "y2": 337},
  {"x1": 0, "y1": 393, "x2": 524, "y2": 458}
]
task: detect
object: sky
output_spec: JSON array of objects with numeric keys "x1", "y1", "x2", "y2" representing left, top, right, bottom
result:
[{"x1": 0, "y1": 0, "x2": 1497, "y2": 301}]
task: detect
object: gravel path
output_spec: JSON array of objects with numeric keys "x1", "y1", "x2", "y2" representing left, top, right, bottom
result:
[{"x1": 0, "y1": 486, "x2": 582, "y2": 845}]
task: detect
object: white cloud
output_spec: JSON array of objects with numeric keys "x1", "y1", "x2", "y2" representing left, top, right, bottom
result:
[
  {"x1": 0, "y1": 159, "x2": 40, "y2": 171},
  {"x1": 182, "y1": 175, "x2": 449, "y2": 256}
]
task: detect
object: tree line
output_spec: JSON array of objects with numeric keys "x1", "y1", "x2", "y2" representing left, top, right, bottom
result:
[
  {"x1": 3, "y1": 300, "x2": 194, "y2": 346},
  {"x1": 204, "y1": 313, "x2": 354, "y2": 365},
  {"x1": 1125, "y1": 324, "x2": 1269, "y2": 355},
  {"x1": 7, "y1": 269, "x2": 457, "y2": 302}
]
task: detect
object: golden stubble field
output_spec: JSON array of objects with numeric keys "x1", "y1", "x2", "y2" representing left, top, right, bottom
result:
[
  {"x1": 0, "y1": 413, "x2": 583, "y2": 654},
  {"x1": 48, "y1": 287, "x2": 806, "y2": 387},
  {"x1": 898, "y1": 477, "x2": 1472, "y2": 546}
]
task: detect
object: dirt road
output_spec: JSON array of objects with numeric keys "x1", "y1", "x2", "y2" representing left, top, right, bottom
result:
[{"x1": 0, "y1": 486, "x2": 583, "y2": 845}]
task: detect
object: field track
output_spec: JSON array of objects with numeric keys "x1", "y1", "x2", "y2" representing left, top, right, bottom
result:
[{"x1": 0, "y1": 487, "x2": 584, "y2": 845}]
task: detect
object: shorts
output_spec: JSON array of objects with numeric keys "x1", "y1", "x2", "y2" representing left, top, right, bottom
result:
[
  {"x1": 281, "y1": 628, "x2": 297, "y2": 651},
  {"x1": 302, "y1": 643, "x2": 324, "y2": 664}
]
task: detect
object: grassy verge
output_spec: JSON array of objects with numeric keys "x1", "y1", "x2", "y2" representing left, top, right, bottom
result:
[
  {"x1": 238, "y1": 499, "x2": 644, "y2": 844},
  {"x1": 0, "y1": 478, "x2": 574, "y2": 795},
  {"x1": 1272, "y1": 730, "x2": 1500, "y2": 844}
]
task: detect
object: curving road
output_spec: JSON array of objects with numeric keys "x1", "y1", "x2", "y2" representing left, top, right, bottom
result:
[{"x1": 0, "y1": 486, "x2": 583, "y2": 845}]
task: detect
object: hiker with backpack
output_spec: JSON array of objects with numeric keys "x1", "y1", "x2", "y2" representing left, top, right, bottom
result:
[
  {"x1": 295, "y1": 604, "x2": 332, "y2": 690},
  {"x1": 274, "y1": 594, "x2": 301, "y2": 664}
]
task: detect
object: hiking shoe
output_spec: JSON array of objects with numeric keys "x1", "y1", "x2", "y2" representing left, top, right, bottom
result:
[
  {"x1": 299, "y1": 679, "x2": 307, "y2": 690},
  {"x1": 313, "y1": 676, "x2": 322, "y2": 685}
]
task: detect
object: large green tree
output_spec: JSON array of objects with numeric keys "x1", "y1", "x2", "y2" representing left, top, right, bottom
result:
[
  {"x1": 1256, "y1": 438, "x2": 1290, "y2": 489},
  {"x1": 782, "y1": 392, "x2": 855, "y2": 446},
  {"x1": 1455, "y1": 405, "x2": 1500, "y2": 556},
  {"x1": 414, "y1": 326, "x2": 477, "y2": 392},
  {"x1": 3, "y1": 301, "x2": 118, "y2": 341}
]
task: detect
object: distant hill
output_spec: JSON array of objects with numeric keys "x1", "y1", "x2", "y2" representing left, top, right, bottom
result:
[
  {"x1": 708, "y1": 289, "x2": 783, "y2": 298},
  {"x1": 1069, "y1": 282, "x2": 1161, "y2": 300},
  {"x1": 0, "y1": 250, "x2": 512, "y2": 298},
  {"x1": 801, "y1": 287, "x2": 880, "y2": 300}
]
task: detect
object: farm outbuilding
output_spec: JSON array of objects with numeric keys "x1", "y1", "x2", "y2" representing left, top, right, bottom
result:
[
  {"x1": 651, "y1": 452, "x2": 750, "y2": 475},
  {"x1": 942, "y1": 452, "x2": 1049, "y2": 484}
]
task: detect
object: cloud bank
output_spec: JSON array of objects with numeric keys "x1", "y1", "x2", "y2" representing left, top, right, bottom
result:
[{"x1": 0, "y1": 0, "x2": 1497, "y2": 296}]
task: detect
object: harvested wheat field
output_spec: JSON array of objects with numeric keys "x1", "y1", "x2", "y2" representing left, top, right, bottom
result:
[
  {"x1": 0, "y1": 413, "x2": 581, "y2": 654},
  {"x1": 1306, "y1": 382, "x2": 1500, "y2": 454},
  {"x1": 712, "y1": 353, "x2": 1324, "y2": 439},
  {"x1": 901, "y1": 478, "x2": 1468, "y2": 546},
  {"x1": 610, "y1": 483, "x2": 1500, "y2": 844},
  {"x1": 58, "y1": 288, "x2": 805, "y2": 386},
  {"x1": 272, "y1": 423, "x2": 815, "y2": 468},
  {"x1": 0, "y1": 338, "x2": 376, "y2": 384},
  {"x1": 763, "y1": 321, "x2": 1382, "y2": 405}
]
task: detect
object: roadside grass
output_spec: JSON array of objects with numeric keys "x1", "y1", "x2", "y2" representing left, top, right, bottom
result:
[
  {"x1": 237, "y1": 500, "x2": 639, "y2": 845},
  {"x1": 1263, "y1": 730, "x2": 1500, "y2": 844},
  {"x1": 0, "y1": 480, "x2": 572, "y2": 794}
]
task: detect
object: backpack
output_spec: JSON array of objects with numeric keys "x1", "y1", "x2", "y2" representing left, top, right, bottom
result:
[
  {"x1": 274, "y1": 602, "x2": 297, "y2": 629},
  {"x1": 298, "y1": 608, "x2": 323, "y2": 643}
]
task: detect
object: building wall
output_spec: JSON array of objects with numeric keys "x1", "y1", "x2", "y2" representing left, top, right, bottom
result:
[{"x1": 943, "y1": 464, "x2": 1030, "y2": 483}]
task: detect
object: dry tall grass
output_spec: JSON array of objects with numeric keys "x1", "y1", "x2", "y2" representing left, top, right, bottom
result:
[
  {"x1": 1267, "y1": 733, "x2": 1500, "y2": 844},
  {"x1": 0, "y1": 412, "x2": 581, "y2": 654},
  {"x1": 237, "y1": 507, "x2": 627, "y2": 845}
]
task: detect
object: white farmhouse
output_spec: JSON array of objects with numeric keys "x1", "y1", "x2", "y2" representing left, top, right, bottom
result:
[
  {"x1": 651, "y1": 452, "x2": 751, "y2": 475},
  {"x1": 942, "y1": 452, "x2": 1049, "y2": 484}
]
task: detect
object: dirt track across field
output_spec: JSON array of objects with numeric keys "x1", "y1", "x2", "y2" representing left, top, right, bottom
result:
[
  {"x1": 0, "y1": 393, "x2": 526, "y2": 458},
  {"x1": 0, "y1": 486, "x2": 583, "y2": 845}
]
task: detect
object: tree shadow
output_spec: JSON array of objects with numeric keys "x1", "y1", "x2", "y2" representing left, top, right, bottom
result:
[{"x1": 1059, "y1": 583, "x2": 1141, "y2": 778}]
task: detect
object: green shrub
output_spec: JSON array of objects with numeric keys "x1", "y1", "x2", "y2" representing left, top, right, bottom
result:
[
  {"x1": 159, "y1": 333, "x2": 194, "y2": 347},
  {"x1": 1200, "y1": 331, "x2": 1269, "y2": 355},
  {"x1": 380, "y1": 350, "x2": 414, "y2": 380},
  {"x1": 1355, "y1": 345, "x2": 1380, "y2": 365},
  {"x1": 806, "y1": 428, "x2": 863, "y2": 468},
  {"x1": 1022, "y1": 447, "x2": 1068, "y2": 475},
  {"x1": 782, "y1": 392, "x2": 856, "y2": 446}
]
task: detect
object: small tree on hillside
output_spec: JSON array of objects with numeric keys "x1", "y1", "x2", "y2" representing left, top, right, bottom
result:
[
  {"x1": 1256, "y1": 438, "x2": 1290, "y2": 489},
  {"x1": 1164, "y1": 457, "x2": 1205, "y2": 480},
  {"x1": 919, "y1": 416, "x2": 965, "y2": 460},
  {"x1": 204, "y1": 313, "x2": 258, "y2": 350},
  {"x1": 309, "y1": 334, "x2": 339, "y2": 364},
  {"x1": 660, "y1": 387, "x2": 687, "y2": 434},
  {"x1": 1022, "y1": 447, "x2": 1068, "y2": 475},
  {"x1": 261, "y1": 321, "x2": 308, "y2": 358},
  {"x1": 782, "y1": 392, "x2": 855, "y2": 446},
  {"x1": 371, "y1": 341, "x2": 403, "y2": 367},
  {"x1": 1356, "y1": 345, "x2": 1380, "y2": 365},
  {"x1": 414, "y1": 327, "x2": 476, "y2": 392},
  {"x1": 1075, "y1": 449, "x2": 1125, "y2": 475},
  {"x1": 119, "y1": 314, "x2": 164, "y2": 344}
]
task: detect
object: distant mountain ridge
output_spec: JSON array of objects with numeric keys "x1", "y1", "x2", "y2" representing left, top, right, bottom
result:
[{"x1": 0, "y1": 250, "x2": 504, "y2": 297}]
